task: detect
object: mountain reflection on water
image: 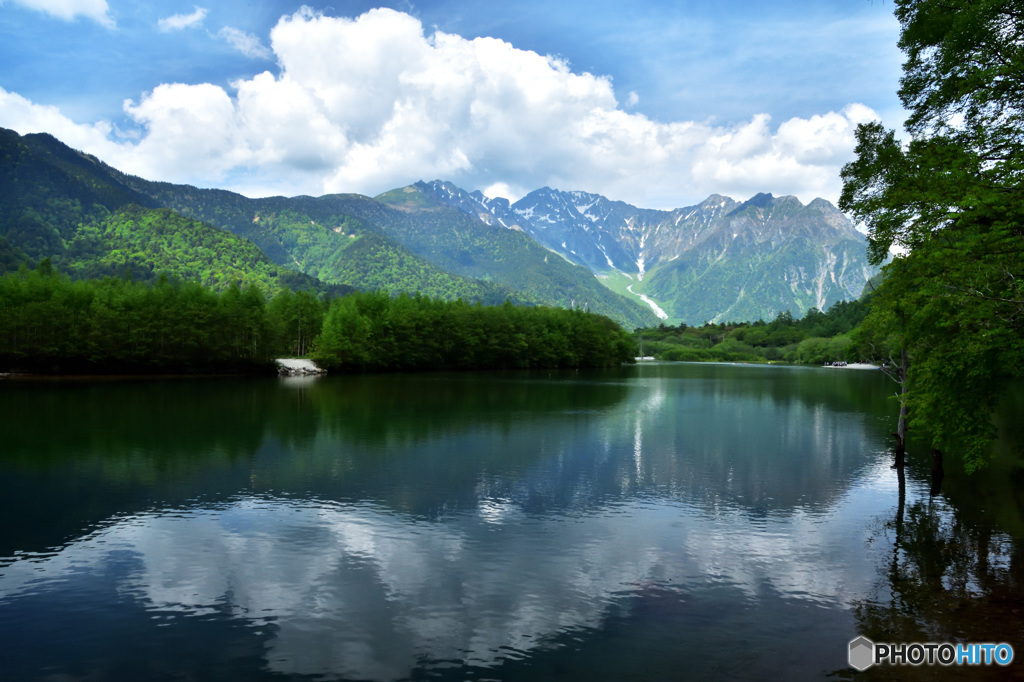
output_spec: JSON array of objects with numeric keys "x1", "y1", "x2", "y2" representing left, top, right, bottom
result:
[{"x1": 0, "y1": 364, "x2": 1021, "y2": 680}]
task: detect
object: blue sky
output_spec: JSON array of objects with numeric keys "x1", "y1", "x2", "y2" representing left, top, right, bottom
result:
[{"x1": 0, "y1": 1, "x2": 905, "y2": 208}]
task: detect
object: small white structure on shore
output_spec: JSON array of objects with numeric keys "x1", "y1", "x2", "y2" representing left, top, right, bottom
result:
[
  {"x1": 275, "y1": 358, "x2": 327, "y2": 376},
  {"x1": 823, "y1": 362, "x2": 881, "y2": 370}
]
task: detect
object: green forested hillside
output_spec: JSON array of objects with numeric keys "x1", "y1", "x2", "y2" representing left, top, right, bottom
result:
[
  {"x1": 19, "y1": 200, "x2": 337, "y2": 297},
  {"x1": 109, "y1": 166, "x2": 657, "y2": 326},
  {"x1": 0, "y1": 236, "x2": 29, "y2": 272},
  {"x1": 0, "y1": 128, "x2": 151, "y2": 261},
  {"x1": 324, "y1": 232, "x2": 527, "y2": 304},
  {"x1": 0, "y1": 130, "x2": 344, "y2": 297},
  {"x1": 1, "y1": 127, "x2": 660, "y2": 326},
  {"x1": 109, "y1": 180, "x2": 374, "y2": 270},
  {"x1": 1, "y1": 126, "x2": 656, "y2": 326},
  {"x1": 114, "y1": 185, "x2": 533, "y2": 304}
]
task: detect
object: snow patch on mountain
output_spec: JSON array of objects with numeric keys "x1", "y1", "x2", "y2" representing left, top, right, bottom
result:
[{"x1": 627, "y1": 284, "x2": 668, "y2": 320}]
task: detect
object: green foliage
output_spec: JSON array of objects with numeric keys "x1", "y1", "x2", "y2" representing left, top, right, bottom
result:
[
  {"x1": 839, "y1": 0, "x2": 1024, "y2": 470},
  {"x1": 855, "y1": 238, "x2": 1024, "y2": 470},
  {"x1": 660, "y1": 347, "x2": 714, "y2": 362},
  {"x1": 794, "y1": 335, "x2": 853, "y2": 366},
  {"x1": 267, "y1": 289, "x2": 324, "y2": 357},
  {"x1": 323, "y1": 232, "x2": 524, "y2": 304},
  {"x1": 0, "y1": 235, "x2": 29, "y2": 272},
  {"x1": 312, "y1": 292, "x2": 635, "y2": 372},
  {"x1": 634, "y1": 298, "x2": 868, "y2": 365},
  {"x1": 0, "y1": 129, "x2": 150, "y2": 261},
  {"x1": 0, "y1": 260, "x2": 636, "y2": 375},
  {"x1": 59, "y1": 205, "x2": 319, "y2": 297},
  {"x1": 0, "y1": 263, "x2": 304, "y2": 373}
]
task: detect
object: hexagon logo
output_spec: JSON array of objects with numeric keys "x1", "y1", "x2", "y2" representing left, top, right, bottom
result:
[{"x1": 849, "y1": 636, "x2": 875, "y2": 671}]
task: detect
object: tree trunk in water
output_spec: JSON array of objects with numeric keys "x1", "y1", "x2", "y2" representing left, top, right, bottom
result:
[
  {"x1": 893, "y1": 348, "x2": 908, "y2": 470},
  {"x1": 890, "y1": 462, "x2": 906, "y2": 587},
  {"x1": 930, "y1": 448, "x2": 944, "y2": 496}
]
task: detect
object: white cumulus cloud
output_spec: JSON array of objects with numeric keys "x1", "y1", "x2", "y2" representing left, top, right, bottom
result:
[
  {"x1": 0, "y1": 7, "x2": 880, "y2": 207},
  {"x1": 158, "y1": 6, "x2": 207, "y2": 32},
  {"x1": 7, "y1": 0, "x2": 113, "y2": 27}
]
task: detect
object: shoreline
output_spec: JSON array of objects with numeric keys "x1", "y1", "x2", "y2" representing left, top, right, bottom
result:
[
  {"x1": 0, "y1": 371, "x2": 267, "y2": 382},
  {"x1": 2, "y1": 358, "x2": 884, "y2": 380}
]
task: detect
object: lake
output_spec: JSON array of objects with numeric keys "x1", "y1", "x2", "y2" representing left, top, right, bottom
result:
[{"x1": 1, "y1": 363, "x2": 1021, "y2": 680}]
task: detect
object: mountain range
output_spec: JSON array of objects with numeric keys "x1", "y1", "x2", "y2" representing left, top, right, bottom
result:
[
  {"x1": 0, "y1": 127, "x2": 876, "y2": 327},
  {"x1": 415, "y1": 180, "x2": 876, "y2": 324}
]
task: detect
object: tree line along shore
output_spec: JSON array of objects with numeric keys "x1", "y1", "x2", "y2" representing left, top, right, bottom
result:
[
  {"x1": 1, "y1": 254, "x2": 1017, "y2": 476},
  {"x1": 0, "y1": 259, "x2": 875, "y2": 376},
  {"x1": 633, "y1": 297, "x2": 870, "y2": 366},
  {"x1": 0, "y1": 261, "x2": 635, "y2": 374}
]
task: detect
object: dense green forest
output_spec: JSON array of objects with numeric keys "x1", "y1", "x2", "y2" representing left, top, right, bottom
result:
[
  {"x1": 63, "y1": 205, "x2": 337, "y2": 297},
  {"x1": 0, "y1": 263, "x2": 633, "y2": 374},
  {"x1": 2, "y1": 255, "x2": 866, "y2": 375},
  {"x1": 313, "y1": 290, "x2": 635, "y2": 371},
  {"x1": 633, "y1": 298, "x2": 870, "y2": 365},
  {"x1": 0, "y1": 262, "x2": 302, "y2": 373},
  {"x1": 838, "y1": 0, "x2": 1024, "y2": 470}
]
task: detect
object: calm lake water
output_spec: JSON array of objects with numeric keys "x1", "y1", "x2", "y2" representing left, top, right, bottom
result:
[{"x1": 1, "y1": 363, "x2": 1022, "y2": 680}]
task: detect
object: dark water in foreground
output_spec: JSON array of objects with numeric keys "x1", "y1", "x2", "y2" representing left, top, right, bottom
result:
[{"x1": 1, "y1": 363, "x2": 1022, "y2": 680}]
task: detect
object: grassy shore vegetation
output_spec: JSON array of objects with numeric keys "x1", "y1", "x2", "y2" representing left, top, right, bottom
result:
[
  {"x1": 632, "y1": 298, "x2": 870, "y2": 365},
  {"x1": 0, "y1": 262, "x2": 634, "y2": 374}
]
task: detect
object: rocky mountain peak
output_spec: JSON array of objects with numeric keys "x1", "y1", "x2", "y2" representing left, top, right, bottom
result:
[{"x1": 418, "y1": 180, "x2": 877, "y2": 324}]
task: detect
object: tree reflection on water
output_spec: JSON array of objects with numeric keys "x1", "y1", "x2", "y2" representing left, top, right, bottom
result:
[{"x1": 851, "y1": 443, "x2": 1024, "y2": 680}]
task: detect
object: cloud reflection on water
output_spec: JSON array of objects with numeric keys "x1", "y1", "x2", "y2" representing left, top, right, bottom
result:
[
  {"x1": 0, "y1": 463, "x2": 895, "y2": 680},
  {"x1": 0, "y1": 365, "x2": 901, "y2": 679}
]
